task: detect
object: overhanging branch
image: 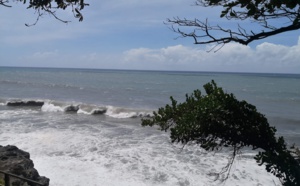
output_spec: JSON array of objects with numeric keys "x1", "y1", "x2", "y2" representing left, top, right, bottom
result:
[
  {"x1": 0, "y1": 0, "x2": 11, "y2": 7},
  {"x1": 1, "y1": 0, "x2": 88, "y2": 26},
  {"x1": 167, "y1": 17, "x2": 300, "y2": 46},
  {"x1": 168, "y1": 0, "x2": 300, "y2": 47}
]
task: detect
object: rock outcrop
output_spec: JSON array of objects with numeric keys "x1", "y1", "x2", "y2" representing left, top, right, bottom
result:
[
  {"x1": 64, "y1": 105, "x2": 79, "y2": 112},
  {"x1": 6, "y1": 101, "x2": 44, "y2": 107},
  {"x1": 0, "y1": 145, "x2": 50, "y2": 186}
]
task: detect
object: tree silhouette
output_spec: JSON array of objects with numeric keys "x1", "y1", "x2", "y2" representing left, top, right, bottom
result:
[
  {"x1": 167, "y1": 0, "x2": 300, "y2": 48},
  {"x1": 0, "y1": 0, "x2": 88, "y2": 26}
]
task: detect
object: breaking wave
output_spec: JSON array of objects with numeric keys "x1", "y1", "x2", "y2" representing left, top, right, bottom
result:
[{"x1": 2, "y1": 99, "x2": 153, "y2": 119}]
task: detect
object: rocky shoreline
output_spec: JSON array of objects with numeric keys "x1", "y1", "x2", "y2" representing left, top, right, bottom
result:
[{"x1": 0, "y1": 145, "x2": 50, "y2": 186}]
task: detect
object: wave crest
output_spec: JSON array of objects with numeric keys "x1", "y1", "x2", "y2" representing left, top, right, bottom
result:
[{"x1": 3, "y1": 98, "x2": 152, "y2": 119}]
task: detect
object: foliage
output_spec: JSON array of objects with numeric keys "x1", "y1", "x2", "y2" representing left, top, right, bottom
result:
[
  {"x1": 0, "y1": 0, "x2": 88, "y2": 25},
  {"x1": 142, "y1": 80, "x2": 300, "y2": 185},
  {"x1": 0, "y1": 177, "x2": 3, "y2": 186},
  {"x1": 167, "y1": 0, "x2": 300, "y2": 48}
]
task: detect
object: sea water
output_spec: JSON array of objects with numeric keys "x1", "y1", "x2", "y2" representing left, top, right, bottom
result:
[{"x1": 0, "y1": 67, "x2": 299, "y2": 186}]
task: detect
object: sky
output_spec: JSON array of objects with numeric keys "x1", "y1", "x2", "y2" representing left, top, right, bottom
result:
[{"x1": 0, "y1": 1, "x2": 300, "y2": 74}]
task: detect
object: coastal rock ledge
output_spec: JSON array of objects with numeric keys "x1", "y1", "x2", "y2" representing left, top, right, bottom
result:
[{"x1": 0, "y1": 145, "x2": 50, "y2": 186}]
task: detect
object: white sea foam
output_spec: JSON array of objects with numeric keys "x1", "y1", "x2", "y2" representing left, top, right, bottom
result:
[
  {"x1": 77, "y1": 104, "x2": 107, "y2": 115},
  {"x1": 0, "y1": 98, "x2": 282, "y2": 186},
  {"x1": 105, "y1": 106, "x2": 152, "y2": 118},
  {"x1": 106, "y1": 110, "x2": 138, "y2": 118},
  {"x1": 0, "y1": 109, "x2": 40, "y2": 120},
  {"x1": 2, "y1": 98, "x2": 151, "y2": 118},
  {"x1": 41, "y1": 102, "x2": 64, "y2": 112},
  {"x1": 77, "y1": 108, "x2": 90, "y2": 115},
  {"x1": 1, "y1": 123, "x2": 280, "y2": 186}
]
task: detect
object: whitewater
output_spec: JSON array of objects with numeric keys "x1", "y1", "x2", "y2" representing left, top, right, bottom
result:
[{"x1": 1, "y1": 67, "x2": 299, "y2": 186}]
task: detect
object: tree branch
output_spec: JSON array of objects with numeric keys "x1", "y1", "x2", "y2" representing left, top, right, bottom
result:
[
  {"x1": 0, "y1": 0, "x2": 11, "y2": 7},
  {"x1": 167, "y1": 16, "x2": 300, "y2": 47},
  {"x1": 168, "y1": 0, "x2": 300, "y2": 47},
  {"x1": 1, "y1": 0, "x2": 88, "y2": 26}
]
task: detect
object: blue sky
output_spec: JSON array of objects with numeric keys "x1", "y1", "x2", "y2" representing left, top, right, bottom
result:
[{"x1": 1, "y1": 1, "x2": 300, "y2": 73}]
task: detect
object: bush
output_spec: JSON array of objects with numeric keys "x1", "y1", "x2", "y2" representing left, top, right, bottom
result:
[{"x1": 142, "y1": 80, "x2": 300, "y2": 185}]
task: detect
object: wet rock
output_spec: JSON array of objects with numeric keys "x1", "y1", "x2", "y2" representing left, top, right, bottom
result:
[
  {"x1": 91, "y1": 109, "x2": 106, "y2": 115},
  {"x1": 0, "y1": 145, "x2": 50, "y2": 186},
  {"x1": 6, "y1": 101, "x2": 44, "y2": 107},
  {"x1": 64, "y1": 105, "x2": 79, "y2": 112}
]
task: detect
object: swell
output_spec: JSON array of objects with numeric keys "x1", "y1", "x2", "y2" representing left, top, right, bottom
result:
[
  {"x1": 0, "y1": 79, "x2": 84, "y2": 91},
  {"x1": 1, "y1": 99, "x2": 152, "y2": 119}
]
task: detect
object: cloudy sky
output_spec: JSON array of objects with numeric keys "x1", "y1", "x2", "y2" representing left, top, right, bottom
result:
[{"x1": 1, "y1": 1, "x2": 300, "y2": 73}]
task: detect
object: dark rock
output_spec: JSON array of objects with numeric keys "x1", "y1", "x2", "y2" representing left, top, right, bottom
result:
[
  {"x1": 91, "y1": 109, "x2": 106, "y2": 115},
  {"x1": 64, "y1": 105, "x2": 79, "y2": 112},
  {"x1": 6, "y1": 101, "x2": 44, "y2": 107},
  {"x1": 0, "y1": 145, "x2": 50, "y2": 186}
]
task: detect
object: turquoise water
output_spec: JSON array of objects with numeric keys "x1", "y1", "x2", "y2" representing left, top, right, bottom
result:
[{"x1": 0, "y1": 67, "x2": 299, "y2": 185}]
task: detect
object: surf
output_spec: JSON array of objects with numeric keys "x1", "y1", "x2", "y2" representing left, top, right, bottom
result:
[{"x1": 2, "y1": 99, "x2": 153, "y2": 119}]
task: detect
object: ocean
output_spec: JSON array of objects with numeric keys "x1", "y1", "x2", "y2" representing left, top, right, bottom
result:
[{"x1": 0, "y1": 67, "x2": 299, "y2": 186}]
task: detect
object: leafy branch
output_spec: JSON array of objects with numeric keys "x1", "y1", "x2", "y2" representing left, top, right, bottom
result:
[
  {"x1": 142, "y1": 80, "x2": 300, "y2": 185},
  {"x1": 0, "y1": 0, "x2": 89, "y2": 25}
]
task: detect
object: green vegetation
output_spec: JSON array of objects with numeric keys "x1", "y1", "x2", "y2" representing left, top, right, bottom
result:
[
  {"x1": 0, "y1": 177, "x2": 4, "y2": 186},
  {"x1": 142, "y1": 80, "x2": 300, "y2": 186}
]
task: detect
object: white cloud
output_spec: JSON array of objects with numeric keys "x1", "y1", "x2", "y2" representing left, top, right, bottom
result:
[
  {"x1": 255, "y1": 41, "x2": 300, "y2": 69},
  {"x1": 12, "y1": 38, "x2": 300, "y2": 74},
  {"x1": 121, "y1": 39, "x2": 300, "y2": 73},
  {"x1": 31, "y1": 51, "x2": 59, "y2": 59},
  {"x1": 1, "y1": 1, "x2": 300, "y2": 74}
]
